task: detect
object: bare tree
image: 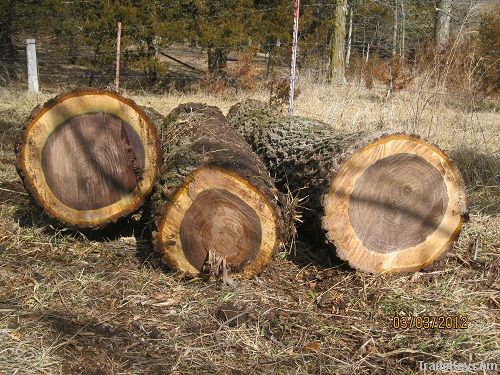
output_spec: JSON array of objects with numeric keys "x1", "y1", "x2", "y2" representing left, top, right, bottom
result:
[
  {"x1": 329, "y1": 0, "x2": 347, "y2": 83},
  {"x1": 400, "y1": 0, "x2": 405, "y2": 58},
  {"x1": 346, "y1": 4, "x2": 354, "y2": 68},
  {"x1": 434, "y1": 0, "x2": 451, "y2": 51},
  {"x1": 392, "y1": 0, "x2": 398, "y2": 56}
]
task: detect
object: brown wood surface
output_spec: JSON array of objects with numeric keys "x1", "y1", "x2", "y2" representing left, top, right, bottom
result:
[
  {"x1": 322, "y1": 133, "x2": 468, "y2": 273},
  {"x1": 16, "y1": 89, "x2": 161, "y2": 229},
  {"x1": 227, "y1": 101, "x2": 468, "y2": 274},
  {"x1": 180, "y1": 188, "x2": 262, "y2": 271},
  {"x1": 41, "y1": 112, "x2": 145, "y2": 211},
  {"x1": 151, "y1": 103, "x2": 285, "y2": 278},
  {"x1": 348, "y1": 153, "x2": 448, "y2": 254}
]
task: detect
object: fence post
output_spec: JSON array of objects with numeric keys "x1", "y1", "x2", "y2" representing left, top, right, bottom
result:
[
  {"x1": 288, "y1": 0, "x2": 300, "y2": 116},
  {"x1": 115, "y1": 21, "x2": 122, "y2": 92},
  {"x1": 26, "y1": 39, "x2": 39, "y2": 93}
]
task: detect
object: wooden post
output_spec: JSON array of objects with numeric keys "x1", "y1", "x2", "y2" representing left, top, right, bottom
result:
[
  {"x1": 26, "y1": 39, "x2": 39, "y2": 93},
  {"x1": 115, "y1": 22, "x2": 122, "y2": 92},
  {"x1": 288, "y1": 0, "x2": 300, "y2": 116}
]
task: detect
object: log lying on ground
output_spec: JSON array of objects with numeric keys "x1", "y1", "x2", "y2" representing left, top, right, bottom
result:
[
  {"x1": 227, "y1": 100, "x2": 467, "y2": 273},
  {"x1": 16, "y1": 90, "x2": 161, "y2": 229},
  {"x1": 152, "y1": 103, "x2": 284, "y2": 278}
]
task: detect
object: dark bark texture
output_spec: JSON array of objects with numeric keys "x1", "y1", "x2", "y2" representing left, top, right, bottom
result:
[
  {"x1": 226, "y1": 100, "x2": 364, "y2": 239},
  {"x1": 151, "y1": 102, "x2": 286, "y2": 246},
  {"x1": 208, "y1": 48, "x2": 228, "y2": 74}
]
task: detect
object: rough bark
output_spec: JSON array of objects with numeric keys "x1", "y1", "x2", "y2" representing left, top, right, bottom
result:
[
  {"x1": 208, "y1": 47, "x2": 228, "y2": 75},
  {"x1": 227, "y1": 100, "x2": 468, "y2": 274},
  {"x1": 227, "y1": 100, "x2": 361, "y2": 238},
  {"x1": 392, "y1": 0, "x2": 399, "y2": 56},
  {"x1": 329, "y1": 0, "x2": 347, "y2": 83},
  {"x1": 435, "y1": 0, "x2": 451, "y2": 51},
  {"x1": 151, "y1": 103, "x2": 285, "y2": 278},
  {"x1": 15, "y1": 89, "x2": 161, "y2": 229}
]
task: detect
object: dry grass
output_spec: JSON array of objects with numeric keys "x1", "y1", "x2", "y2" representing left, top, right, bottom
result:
[{"x1": 0, "y1": 82, "x2": 498, "y2": 374}]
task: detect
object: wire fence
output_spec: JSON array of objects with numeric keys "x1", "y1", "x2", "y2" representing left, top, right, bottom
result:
[{"x1": 0, "y1": 0, "x2": 495, "y2": 97}]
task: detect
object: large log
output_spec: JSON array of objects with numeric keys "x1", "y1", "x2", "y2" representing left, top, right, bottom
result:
[
  {"x1": 15, "y1": 90, "x2": 161, "y2": 229},
  {"x1": 151, "y1": 103, "x2": 284, "y2": 278},
  {"x1": 227, "y1": 100, "x2": 467, "y2": 273}
]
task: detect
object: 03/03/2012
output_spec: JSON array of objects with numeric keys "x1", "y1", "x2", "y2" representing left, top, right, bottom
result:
[{"x1": 392, "y1": 315, "x2": 468, "y2": 330}]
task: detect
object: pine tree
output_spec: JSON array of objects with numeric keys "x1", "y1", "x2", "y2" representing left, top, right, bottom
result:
[{"x1": 0, "y1": 0, "x2": 17, "y2": 79}]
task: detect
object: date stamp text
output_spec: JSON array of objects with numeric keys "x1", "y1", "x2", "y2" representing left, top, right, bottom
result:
[{"x1": 392, "y1": 315, "x2": 468, "y2": 330}]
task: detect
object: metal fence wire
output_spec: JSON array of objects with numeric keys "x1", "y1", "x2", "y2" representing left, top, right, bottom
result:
[{"x1": 0, "y1": 0, "x2": 495, "y2": 93}]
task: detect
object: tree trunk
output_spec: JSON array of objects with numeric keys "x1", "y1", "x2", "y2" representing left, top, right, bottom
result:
[
  {"x1": 392, "y1": 0, "x2": 399, "y2": 56},
  {"x1": 329, "y1": 0, "x2": 347, "y2": 83},
  {"x1": 435, "y1": 0, "x2": 451, "y2": 51},
  {"x1": 345, "y1": 4, "x2": 354, "y2": 69},
  {"x1": 151, "y1": 103, "x2": 285, "y2": 279},
  {"x1": 400, "y1": 0, "x2": 406, "y2": 58},
  {"x1": 227, "y1": 100, "x2": 468, "y2": 274},
  {"x1": 15, "y1": 89, "x2": 161, "y2": 229},
  {"x1": 208, "y1": 47, "x2": 228, "y2": 75}
]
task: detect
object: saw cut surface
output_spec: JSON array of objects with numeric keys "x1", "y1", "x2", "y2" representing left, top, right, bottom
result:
[
  {"x1": 180, "y1": 188, "x2": 262, "y2": 271},
  {"x1": 348, "y1": 153, "x2": 448, "y2": 254},
  {"x1": 16, "y1": 90, "x2": 160, "y2": 228},
  {"x1": 156, "y1": 167, "x2": 278, "y2": 278},
  {"x1": 42, "y1": 112, "x2": 145, "y2": 211},
  {"x1": 323, "y1": 134, "x2": 467, "y2": 273}
]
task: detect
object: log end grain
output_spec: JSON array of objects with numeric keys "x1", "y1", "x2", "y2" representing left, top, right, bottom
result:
[
  {"x1": 16, "y1": 89, "x2": 161, "y2": 229},
  {"x1": 322, "y1": 133, "x2": 467, "y2": 273},
  {"x1": 154, "y1": 166, "x2": 280, "y2": 278}
]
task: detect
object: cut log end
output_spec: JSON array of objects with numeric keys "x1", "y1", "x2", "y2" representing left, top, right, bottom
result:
[
  {"x1": 322, "y1": 134, "x2": 467, "y2": 274},
  {"x1": 16, "y1": 90, "x2": 160, "y2": 228},
  {"x1": 155, "y1": 167, "x2": 279, "y2": 278}
]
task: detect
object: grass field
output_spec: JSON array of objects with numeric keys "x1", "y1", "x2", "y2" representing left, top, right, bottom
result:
[{"x1": 0, "y1": 82, "x2": 498, "y2": 374}]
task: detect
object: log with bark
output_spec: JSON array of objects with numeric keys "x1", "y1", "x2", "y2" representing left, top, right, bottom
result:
[
  {"x1": 151, "y1": 103, "x2": 284, "y2": 278},
  {"x1": 15, "y1": 89, "x2": 161, "y2": 229},
  {"x1": 227, "y1": 100, "x2": 467, "y2": 273}
]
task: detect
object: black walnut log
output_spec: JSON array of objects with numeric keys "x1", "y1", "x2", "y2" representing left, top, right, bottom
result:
[
  {"x1": 15, "y1": 89, "x2": 161, "y2": 229},
  {"x1": 152, "y1": 103, "x2": 284, "y2": 278},
  {"x1": 227, "y1": 100, "x2": 467, "y2": 273}
]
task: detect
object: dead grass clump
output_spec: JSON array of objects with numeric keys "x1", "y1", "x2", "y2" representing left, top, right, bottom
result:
[
  {"x1": 475, "y1": 3, "x2": 500, "y2": 95},
  {"x1": 364, "y1": 56, "x2": 414, "y2": 95},
  {"x1": 229, "y1": 48, "x2": 263, "y2": 93},
  {"x1": 450, "y1": 147, "x2": 499, "y2": 214},
  {"x1": 197, "y1": 73, "x2": 232, "y2": 95},
  {"x1": 267, "y1": 74, "x2": 301, "y2": 113}
]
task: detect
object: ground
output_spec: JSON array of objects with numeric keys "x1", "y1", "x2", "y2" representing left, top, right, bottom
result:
[{"x1": 0, "y1": 82, "x2": 498, "y2": 374}]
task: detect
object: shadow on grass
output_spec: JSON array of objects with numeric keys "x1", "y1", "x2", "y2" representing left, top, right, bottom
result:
[
  {"x1": 12, "y1": 200, "x2": 144, "y2": 240},
  {"x1": 41, "y1": 309, "x2": 174, "y2": 374},
  {"x1": 9, "y1": 189, "x2": 176, "y2": 278},
  {"x1": 287, "y1": 225, "x2": 354, "y2": 272},
  {"x1": 133, "y1": 227, "x2": 175, "y2": 274}
]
